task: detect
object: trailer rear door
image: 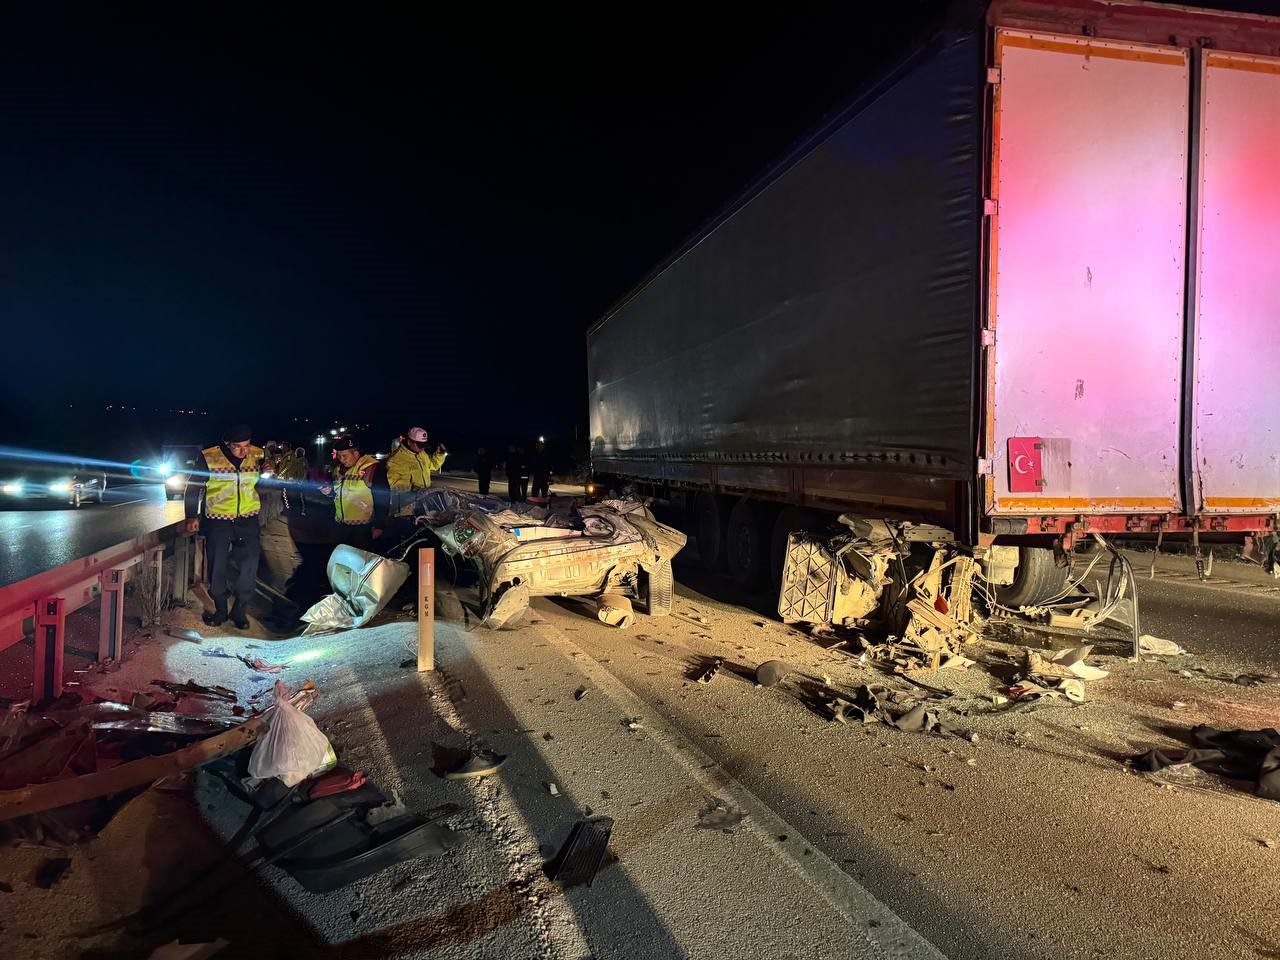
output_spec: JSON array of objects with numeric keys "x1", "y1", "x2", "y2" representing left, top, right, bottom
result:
[
  {"x1": 1190, "y1": 51, "x2": 1280, "y2": 515},
  {"x1": 987, "y1": 31, "x2": 1189, "y2": 514}
]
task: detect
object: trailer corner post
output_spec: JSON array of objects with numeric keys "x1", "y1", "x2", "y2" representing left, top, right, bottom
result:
[{"x1": 417, "y1": 546, "x2": 435, "y2": 672}]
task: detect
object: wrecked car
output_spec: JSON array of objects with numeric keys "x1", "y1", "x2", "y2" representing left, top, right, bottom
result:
[{"x1": 414, "y1": 489, "x2": 686, "y2": 627}]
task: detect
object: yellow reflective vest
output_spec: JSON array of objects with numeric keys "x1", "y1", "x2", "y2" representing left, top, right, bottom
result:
[
  {"x1": 386, "y1": 445, "x2": 447, "y2": 517},
  {"x1": 202, "y1": 444, "x2": 264, "y2": 519},
  {"x1": 334, "y1": 454, "x2": 379, "y2": 525}
]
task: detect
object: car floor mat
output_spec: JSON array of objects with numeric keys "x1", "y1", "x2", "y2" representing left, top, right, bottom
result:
[
  {"x1": 254, "y1": 783, "x2": 388, "y2": 856},
  {"x1": 279, "y1": 813, "x2": 460, "y2": 893}
]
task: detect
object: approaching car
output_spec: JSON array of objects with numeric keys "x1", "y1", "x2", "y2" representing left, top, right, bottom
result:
[
  {"x1": 0, "y1": 461, "x2": 108, "y2": 508},
  {"x1": 152, "y1": 444, "x2": 201, "y2": 500}
]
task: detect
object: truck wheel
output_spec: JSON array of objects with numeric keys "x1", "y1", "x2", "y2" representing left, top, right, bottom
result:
[
  {"x1": 770, "y1": 507, "x2": 821, "y2": 587},
  {"x1": 692, "y1": 493, "x2": 726, "y2": 570},
  {"x1": 727, "y1": 498, "x2": 770, "y2": 591},
  {"x1": 995, "y1": 546, "x2": 1070, "y2": 607},
  {"x1": 643, "y1": 560, "x2": 674, "y2": 616}
]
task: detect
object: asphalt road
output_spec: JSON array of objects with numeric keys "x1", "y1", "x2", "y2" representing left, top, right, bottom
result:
[{"x1": 0, "y1": 482, "x2": 184, "y2": 587}]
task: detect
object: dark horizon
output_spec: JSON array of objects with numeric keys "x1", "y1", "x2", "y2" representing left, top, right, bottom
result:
[{"x1": 3, "y1": 1, "x2": 1274, "y2": 458}]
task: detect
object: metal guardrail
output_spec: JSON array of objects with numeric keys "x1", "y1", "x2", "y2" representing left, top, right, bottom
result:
[{"x1": 0, "y1": 517, "x2": 200, "y2": 702}]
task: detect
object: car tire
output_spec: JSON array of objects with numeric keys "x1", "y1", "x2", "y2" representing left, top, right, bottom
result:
[
  {"x1": 643, "y1": 560, "x2": 674, "y2": 616},
  {"x1": 995, "y1": 546, "x2": 1071, "y2": 607}
]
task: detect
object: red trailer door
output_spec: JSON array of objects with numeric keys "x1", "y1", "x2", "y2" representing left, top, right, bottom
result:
[
  {"x1": 986, "y1": 30, "x2": 1190, "y2": 515},
  {"x1": 1191, "y1": 50, "x2": 1280, "y2": 515}
]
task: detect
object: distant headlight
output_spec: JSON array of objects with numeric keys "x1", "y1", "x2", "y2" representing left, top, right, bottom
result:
[
  {"x1": 48, "y1": 480, "x2": 72, "y2": 493},
  {"x1": 2, "y1": 481, "x2": 22, "y2": 495},
  {"x1": 166, "y1": 475, "x2": 185, "y2": 488},
  {"x1": 156, "y1": 461, "x2": 174, "y2": 479}
]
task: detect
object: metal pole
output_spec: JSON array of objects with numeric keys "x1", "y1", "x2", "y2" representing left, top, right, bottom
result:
[
  {"x1": 417, "y1": 547, "x2": 435, "y2": 672},
  {"x1": 172, "y1": 535, "x2": 190, "y2": 604},
  {"x1": 98, "y1": 567, "x2": 127, "y2": 662},
  {"x1": 34, "y1": 597, "x2": 65, "y2": 703}
]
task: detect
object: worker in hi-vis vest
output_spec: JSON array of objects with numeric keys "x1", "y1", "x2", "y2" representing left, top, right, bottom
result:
[
  {"x1": 184, "y1": 423, "x2": 265, "y2": 629},
  {"x1": 384, "y1": 425, "x2": 446, "y2": 531},
  {"x1": 321, "y1": 435, "x2": 383, "y2": 551}
]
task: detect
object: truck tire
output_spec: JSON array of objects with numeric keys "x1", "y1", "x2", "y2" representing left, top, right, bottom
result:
[
  {"x1": 727, "y1": 498, "x2": 770, "y2": 591},
  {"x1": 995, "y1": 546, "x2": 1070, "y2": 607},
  {"x1": 770, "y1": 507, "x2": 821, "y2": 587},
  {"x1": 692, "y1": 493, "x2": 727, "y2": 571},
  {"x1": 643, "y1": 560, "x2": 674, "y2": 616}
]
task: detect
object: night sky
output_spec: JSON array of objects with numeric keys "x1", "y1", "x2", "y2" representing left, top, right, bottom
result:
[{"x1": 1, "y1": 1, "x2": 1273, "y2": 459}]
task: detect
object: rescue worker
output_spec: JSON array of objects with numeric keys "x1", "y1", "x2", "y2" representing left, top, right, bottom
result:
[
  {"x1": 474, "y1": 447, "x2": 493, "y2": 496},
  {"x1": 505, "y1": 444, "x2": 524, "y2": 502},
  {"x1": 529, "y1": 439, "x2": 551, "y2": 500},
  {"x1": 321, "y1": 435, "x2": 382, "y2": 550},
  {"x1": 184, "y1": 424, "x2": 264, "y2": 629},
  {"x1": 386, "y1": 426, "x2": 447, "y2": 515}
]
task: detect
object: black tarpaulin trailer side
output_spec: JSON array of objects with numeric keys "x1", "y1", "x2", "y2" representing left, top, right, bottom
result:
[{"x1": 588, "y1": 22, "x2": 983, "y2": 484}]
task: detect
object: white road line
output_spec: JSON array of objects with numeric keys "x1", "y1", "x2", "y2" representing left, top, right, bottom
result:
[
  {"x1": 534, "y1": 609, "x2": 949, "y2": 960},
  {"x1": 106, "y1": 498, "x2": 148, "y2": 508}
]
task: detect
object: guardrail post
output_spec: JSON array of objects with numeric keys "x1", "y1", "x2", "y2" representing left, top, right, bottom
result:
[
  {"x1": 194, "y1": 534, "x2": 207, "y2": 585},
  {"x1": 34, "y1": 597, "x2": 66, "y2": 703},
  {"x1": 147, "y1": 546, "x2": 163, "y2": 616},
  {"x1": 98, "y1": 566, "x2": 128, "y2": 662},
  {"x1": 171, "y1": 536, "x2": 190, "y2": 604}
]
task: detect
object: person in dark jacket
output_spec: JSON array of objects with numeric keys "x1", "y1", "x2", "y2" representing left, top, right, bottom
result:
[
  {"x1": 504, "y1": 444, "x2": 524, "y2": 502},
  {"x1": 184, "y1": 424, "x2": 264, "y2": 629},
  {"x1": 529, "y1": 439, "x2": 551, "y2": 500},
  {"x1": 475, "y1": 447, "x2": 493, "y2": 496}
]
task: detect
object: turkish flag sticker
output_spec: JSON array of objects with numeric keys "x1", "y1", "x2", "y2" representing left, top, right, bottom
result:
[{"x1": 1007, "y1": 437, "x2": 1044, "y2": 493}]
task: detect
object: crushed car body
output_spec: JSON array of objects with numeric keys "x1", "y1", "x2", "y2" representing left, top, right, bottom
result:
[{"x1": 414, "y1": 489, "x2": 686, "y2": 627}]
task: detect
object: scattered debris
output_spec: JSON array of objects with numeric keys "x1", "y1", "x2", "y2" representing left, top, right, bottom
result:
[
  {"x1": 574, "y1": 687, "x2": 588, "y2": 701},
  {"x1": 696, "y1": 798, "x2": 746, "y2": 830},
  {"x1": 238, "y1": 655, "x2": 287, "y2": 674},
  {"x1": 695, "y1": 658, "x2": 723, "y2": 685},
  {"x1": 1132, "y1": 725, "x2": 1280, "y2": 800},
  {"x1": 248, "y1": 682, "x2": 334, "y2": 787},
  {"x1": 547, "y1": 782, "x2": 560, "y2": 796},
  {"x1": 165, "y1": 628, "x2": 204, "y2": 644},
  {"x1": 436, "y1": 749, "x2": 506, "y2": 781},
  {"x1": 755, "y1": 660, "x2": 788, "y2": 687},
  {"x1": 546, "y1": 816, "x2": 614, "y2": 886},
  {"x1": 1260, "y1": 838, "x2": 1277, "y2": 850},
  {"x1": 301, "y1": 543, "x2": 412, "y2": 634},
  {"x1": 622, "y1": 717, "x2": 643, "y2": 731},
  {"x1": 596, "y1": 594, "x2": 635, "y2": 629},
  {"x1": 0, "y1": 685, "x2": 317, "y2": 826},
  {"x1": 149, "y1": 679, "x2": 237, "y2": 703},
  {"x1": 1139, "y1": 635, "x2": 1187, "y2": 657}
]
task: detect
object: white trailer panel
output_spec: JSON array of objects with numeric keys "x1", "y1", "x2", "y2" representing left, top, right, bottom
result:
[
  {"x1": 988, "y1": 30, "x2": 1189, "y2": 514},
  {"x1": 1192, "y1": 51, "x2": 1280, "y2": 515}
]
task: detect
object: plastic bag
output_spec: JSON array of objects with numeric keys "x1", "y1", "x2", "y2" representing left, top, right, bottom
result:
[{"x1": 248, "y1": 681, "x2": 333, "y2": 786}]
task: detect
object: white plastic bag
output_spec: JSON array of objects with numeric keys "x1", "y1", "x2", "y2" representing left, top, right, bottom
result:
[{"x1": 248, "y1": 681, "x2": 333, "y2": 786}]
